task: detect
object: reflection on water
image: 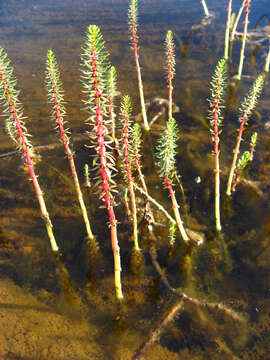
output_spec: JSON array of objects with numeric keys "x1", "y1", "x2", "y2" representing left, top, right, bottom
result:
[{"x1": 0, "y1": 0, "x2": 270, "y2": 359}]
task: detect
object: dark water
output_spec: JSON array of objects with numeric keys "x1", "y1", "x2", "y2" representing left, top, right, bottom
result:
[{"x1": 0, "y1": 0, "x2": 270, "y2": 359}]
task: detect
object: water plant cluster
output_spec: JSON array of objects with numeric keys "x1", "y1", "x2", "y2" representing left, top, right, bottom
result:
[{"x1": 0, "y1": 0, "x2": 269, "y2": 356}]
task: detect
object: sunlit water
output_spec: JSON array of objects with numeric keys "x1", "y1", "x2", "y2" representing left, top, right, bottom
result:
[{"x1": 0, "y1": 0, "x2": 270, "y2": 359}]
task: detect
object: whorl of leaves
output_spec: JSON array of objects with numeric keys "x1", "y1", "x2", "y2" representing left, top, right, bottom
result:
[
  {"x1": 250, "y1": 132, "x2": 257, "y2": 147},
  {"x1": 156, "y1": 117, "x2": 179, "y2": 180},
  {"x1": 0, "y1": 47, "x2": 32, "y2": 152},
  {"x1": 128, "y1": 0, "x2": 138, "y2": 42},
  {"x1": 107, "y1": 66, "x2": 117, "y2": 99},
  {"x1": 81, "y1": 25, "x2": 110, "y2": 112},
  {"x1": 165, "y1": 30, "x2": 176, "y2": 80},
  {"x1": 236, "y1": 151, "x2": 250, "y2": 172},
  {"x1": 208, "y1": 58, "x2": 227, "y2": 131},
  {"x1": 120, "y1": 95, "x2": 134, "y2": 174},
  {"x1": 239, "y1": 74, "x2": 264, "y2": 124},
  {"x1": 132, "y1": 123, "x2": 142, "y2": 163},
  {"x1": 45, "y1": 50, "x2": 69, "y2": 134}
]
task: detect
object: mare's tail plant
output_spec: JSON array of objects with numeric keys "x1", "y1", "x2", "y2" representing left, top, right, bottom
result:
[
  {"x1": 132, "y1": 123, "x2": 155, "y2": 229},
  {"x1": 107, "y1": 66, "x2": 118, "y2": 148},
  {"x1": 128, "y1": 0, "x2": 150, "y2": 131},
  {"x1": 200, "y1": 0, "x2": 210, "y2": 17},
  {"x1": 120, "y1": 95, "x2": 140, "y2": 252},
  {"x1": 81, "y1": 25, "x2": 123, "y2": 301},
  {"x1": 45, "y1": 50, "x2": 97, "y2": 251},
  {"x1": 226, "y1": 74, "x2": 264, "y2": 195},
  {"x1": 156, "y1": 118, "x2": 189, "y2": 243},
  {"x1": 236, "y1": 0, "x2": 250, "y2": 80},
  {"x1": 224, "y1": 0, "x2": 232, "y2": 60},
  {"x1": 165, "y1": 30, "x2": 176, "y2": 120},
  {"x1": 0, "y1": 47, "x2": 59, "y2": 253},
  {"x1": 208, "y1": 58, "x2": 227, "y2": 232},
  {"x1": 249, "y1": 131, "x2": 257, "y2": 161},
  {"x1": 231, "y1": 150, "x2": 250, "y2": 192}
]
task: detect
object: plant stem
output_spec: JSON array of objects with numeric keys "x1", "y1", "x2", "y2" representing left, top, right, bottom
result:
[
  {"x1": 133, "y1": 182, "x2": 176, "y2": 224},
  {"x1": 0, "y1": 60, "x2": 59, "y2": 253},
  {"x1": 224, "y1": 0, "x2": 232, "y2": 60},
  {"x1": 265, "y1": 44, "x2": 270, "y2": 73},
  {"x1": 230, "y1": 0, "x2": 246, "y2": 43},
  {"x1": 165, "y1": 176, "x2": 189, "y2": 243},
  {"x1": 129, "y1": 0, "x2": 150, "y2": 131},
  {"x1": 47, "y1": 55, "x2": 95, "y2": 245},
  {"x1": 200, "y1": 0, "x2": 210, "y2": 17},
  {"x1": 236, "y1": 0, "x2": 250, "y2": 80},
  {"x1": 227, "y1": 114, "x2": 247, "y2": 195}
]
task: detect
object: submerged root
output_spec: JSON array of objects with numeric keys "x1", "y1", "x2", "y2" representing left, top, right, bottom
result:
[
  {"x1": 150, "y1": 245, "x2": 244, "y2": 322},
  {"x1": 132, "y1": 299, "x2": 184, "y2": 360}
]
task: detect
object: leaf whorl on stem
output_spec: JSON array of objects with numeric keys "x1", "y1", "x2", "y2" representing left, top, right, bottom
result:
[
  {"x1": 165, "y1": 30, "x2": 176, "y2": 81},
  {"x1": 0, "y1": 47, "x2": 32, "y2": 152},
  {"x1": 45, "y1": 50, "x2": 69, "y2": 138},
  {"x1": 156, "y1": 117, "x2": 179, "y2": 182},
  {"x1": 128, "y1": 0, "x2": 138, "y2": 42},
  {"x1": 81, "y1": 25, "x2": 117, "y2": 201},
  {"x1": 208, "y1": 58, "x2": 227, "y2": 133},
  {"x1": 120, "y1": 95, "x2": 134, "y2": 177},
  {"x1": 238, "y1": 74, "x2": 264, "y2": 125},
  {"x1": 132, "y1": 123, "x2": 142, "y2": 165}
]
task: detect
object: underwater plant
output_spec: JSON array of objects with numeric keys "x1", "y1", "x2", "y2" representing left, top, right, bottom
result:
[
  {"x1": 0, "y1": 47, "x2": 59, "y2": 253},
  {"x1": 165, "y1": 30, "x2": 176, "y2": 120},
  {"x1": 236, "y1": 0, "x2": 250, "y2": 80},
  {"x1": 200, "y1": 0, "x2": 210, "y2": 17},
  {"x1": 81, "y1": 25, "x2": 123, "y2": 301},
  {"x1": 132, "y1": 123, "x2": 155, "y2": 230},
  {"x1": 128, "y1": 0, "x2": 150, "y2": 131},
  {"x1": 120, "y1": 95, "x2": 140, "y2": 252},
  {"x1": 224, "y1": 0, "x2": 232, "y2": 60},
  {"x1": 226, "y1": 74, "x2": 264, "y2": 196},
  {"x1": 107, "y1": 66, "x2": 118, "y2": 148},
  {"x1": 156, "y1": 117, "x2": 189, "y2": 243},
  {"x1": 231, "y1": 150, "x2": 250, "y2": 192},
  {"x1": 265, "y1": 44, "x2": 270, "y2": 73},
  {"x1": 208, "y1": 58, "x2": 227, "y2": 232},
  {"x1": 249, "y1": 131, "x2": 257, "y2": 161},
  {"x1": 230, "y1": 0, "x2": 246, "y2": 44},
  {"x1": 45, "y1": 50, "x2": 97, "y2": 251}
]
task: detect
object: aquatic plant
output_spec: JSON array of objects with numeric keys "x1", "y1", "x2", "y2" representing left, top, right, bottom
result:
[
  {"x1": 265, "y1": 44, "x2": 270, "y2": 73},
  {"x1": 165, "y1": 30, "x2": 176, "y2": 120},
  {"x1": 226, "y1": 74, "x2": 264, "y2": 196},
  {"x1": 0, "y1": 47, "x2": 59, "y2": 253},
  {"x1": 230, "y1": 0, "x2": 246, "y2": 43},
  {"x1": 208, "y1": 58, "x2": 227, "y2": 232},
  {"x1": 224, "y1": 0, "x2": 232, "y2": 60},
  {"x1": 249, "y1": 131, "x2": 257, "y2": 161},
  {"x1": 231, "y1": 150, "x2": 250, "y2": 192},
  {"x1": 132, "y1": 123, "x2": 155, "y2": 229},
  {"x1": 107, "y1": 66, "x2": 118, "y2": 147},
  {"x1": 45, "y1": 49, "x2": 97, "y2": 250},
  {"x1": 81, "y1": 25, "x2": 123, "y2": 301},
  {"x1": 156, "y1": 118, "x2": 189, "y2": 243},
  {"x1": 236, "y1": 0, "x2": 250, "y2": 80},
  {"x1": 200, "y1": 0, "x2": 210, "y2": 17},
  {"x1": 128, "y1": 0, "x2": 150, "y2": 131},
  {"x1": 84, "y1": 164, "x2": 91, "y2": 188},
  {"x1": 120, "y1": 95, "x2": 140, "y2": 252}
]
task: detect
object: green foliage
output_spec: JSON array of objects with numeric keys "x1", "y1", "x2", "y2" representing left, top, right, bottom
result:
[
  {"x1": 239, "y1": 74, "x2": 264, "y2": 123},
  {"x1": 165, "y1": 30, "x2": 176, "y2": 79},
  {"x1": 237, "y1": 151, "x2": 250, "y2": 172},
  {"x1": 128, "y1": 0, "x2": 138, "y2": 36},
  {"x1": 0, "y1": 47, "x2": 32, "y2": 152},
  {"x1": 45, "y1": 50, "x2": 69, "y2": 134},
  {"x1": 250, "y1": 131, "x2": 258, "y2": 147},
  {"x1": 120, "y1": 95, "x2": 134, "y2": 172},
  {"x1": 107, "y1": 66, "x2": 117, "y2": 99},
  {"x1": 156, "y1": 117, "x2": 179, "y2": 181},
  {"x1": 132, "y1": 123, "x2": 142, "y2": 163},
  {"x1": 81, "y1": 25, "x2": 110, "y2": 111},
  {"x1": 208, "y1": 58, "x2": 227, "y2": 130}
]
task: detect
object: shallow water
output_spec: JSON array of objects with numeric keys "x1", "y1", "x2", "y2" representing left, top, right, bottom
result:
[{"x1": 0, "y1": 0, "x2": 270, "y2": 359}]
